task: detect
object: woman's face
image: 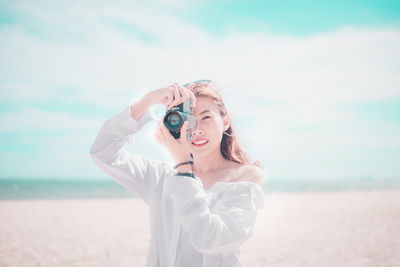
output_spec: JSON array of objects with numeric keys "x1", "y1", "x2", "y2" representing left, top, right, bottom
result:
[{"x1": 189, "y1": 97, "x2": 229, "y2": 158}]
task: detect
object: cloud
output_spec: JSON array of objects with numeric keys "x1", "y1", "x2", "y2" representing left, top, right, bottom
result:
[
  {"x1": 0, "y1": 107, "x2": 102, "y2": 133},
  {"x1": 1, "y1": 1, "x2": 399, "y2": 179}
]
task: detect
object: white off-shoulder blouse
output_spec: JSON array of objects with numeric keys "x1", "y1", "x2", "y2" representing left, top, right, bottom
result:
[{"x1": 89, "y1": 99, "x2": 265, "y2": 267}]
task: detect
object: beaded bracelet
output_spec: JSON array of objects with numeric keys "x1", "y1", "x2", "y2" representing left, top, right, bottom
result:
[
  {"x1": 176, "y1": 172, "x2": 195, "y2": 179},
  {"x1": 174, "y1": 160, "x2": 194, "y2": 170}
]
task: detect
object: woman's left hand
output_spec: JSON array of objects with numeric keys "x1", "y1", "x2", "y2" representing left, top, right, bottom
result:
[{"x1": 155, "y1": 118, "x2": 192, "y2": 164}]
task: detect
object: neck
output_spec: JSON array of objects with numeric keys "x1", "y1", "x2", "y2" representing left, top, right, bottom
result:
[{"x1": 192, "y1": 148, "x2": 228, "y2": 174}]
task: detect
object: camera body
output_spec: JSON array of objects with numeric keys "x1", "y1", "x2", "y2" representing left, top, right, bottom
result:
[{"x1": 163, "y1": 98, "x2": 197, "y2": 142}]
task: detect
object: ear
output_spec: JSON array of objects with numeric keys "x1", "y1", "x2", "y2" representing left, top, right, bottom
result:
[{"x1": 223, "y1": 114, "x2": 230, "y2": 131}]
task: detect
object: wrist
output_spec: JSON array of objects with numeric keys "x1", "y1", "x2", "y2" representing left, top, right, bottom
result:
[
  {"x1": 174, "y1": 156, "x2": 192, "y2": 165},
  {"x1": 176, "y1": 172, "x2": 195, "y2": 179},
  {"x1": 143, "y1": 91, "x2": 158, "y2": 106},
  {"x1": 176, "y1": 164, "x2": 193, "y2": 173},
  {"x1": 130, "y1": 93, "x2": 155, "y2": 121},
  {"x1": 174, "y1": 158, "x2": 193, "y2": 173}
]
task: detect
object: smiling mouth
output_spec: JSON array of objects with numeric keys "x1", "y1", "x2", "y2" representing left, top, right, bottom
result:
[{"x1": 191, "y1": 139, "x2": 209, "y2": 147}]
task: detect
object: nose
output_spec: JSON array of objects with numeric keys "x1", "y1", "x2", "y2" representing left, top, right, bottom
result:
[{"x1": 190, "y1": 123, "x2": 203, "y2": 137}]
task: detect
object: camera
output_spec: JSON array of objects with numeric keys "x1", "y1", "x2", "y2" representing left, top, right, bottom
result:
[{"x1": 163, "y1": 98, "x2": 197, "y2": 142}]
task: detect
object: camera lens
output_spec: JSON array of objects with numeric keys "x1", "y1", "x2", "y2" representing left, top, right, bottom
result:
[{"x1": 164, "y1": 111, "x2": 183, "y2": 131}]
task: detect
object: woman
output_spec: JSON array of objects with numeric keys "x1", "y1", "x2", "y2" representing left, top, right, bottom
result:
[{"x1": 89, "y1": 80, "x2": 265, "y2": 267}]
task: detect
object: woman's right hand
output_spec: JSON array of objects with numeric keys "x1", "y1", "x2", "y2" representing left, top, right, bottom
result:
[{"x1": 147, "y1": 82, "x2": 196, "y2": 110}]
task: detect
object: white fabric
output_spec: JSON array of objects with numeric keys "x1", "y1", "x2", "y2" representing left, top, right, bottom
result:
[
  {"x1": 89, "y1": 99, "x2": 265, "y2": 267},
  {"x1": 175, "y1": 227, "x2": 203, "y2": 266}
]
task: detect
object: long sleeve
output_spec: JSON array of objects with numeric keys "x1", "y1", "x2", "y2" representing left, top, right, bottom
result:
[
  {"x1": 89, "y1": 99, "x2": 169, "y2": 206},
  {"x1": 163, "y1": 175, "x2": 265, "y2": 255}
]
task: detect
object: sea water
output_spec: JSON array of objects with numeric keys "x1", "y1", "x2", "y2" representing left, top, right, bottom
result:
[{"x1": 1, "y1": 177, "x2": 400, "y2": 200}]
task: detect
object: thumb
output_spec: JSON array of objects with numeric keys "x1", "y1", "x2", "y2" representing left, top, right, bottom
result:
[{"x1": 181, "y1": 120, "x2": 188, "y2": 142}]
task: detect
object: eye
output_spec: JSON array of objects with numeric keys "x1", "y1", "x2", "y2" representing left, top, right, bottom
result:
[{"x1": 202, "y1": 116, "x2": 211, "y2": 120}]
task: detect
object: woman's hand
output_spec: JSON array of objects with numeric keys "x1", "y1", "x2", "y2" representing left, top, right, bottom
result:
[
  {"x1": 147, "y1": 82, "x2": 196, "y2": 110},
  {"x1": 151, "y1": 82, "x2": 196, "y2": 164},
  {"x1": 131, "y1": 82, "x2": 196, "y2": 121},
  {"x1": 155, "y1": 118, "x2": 192, "y2": 165}
]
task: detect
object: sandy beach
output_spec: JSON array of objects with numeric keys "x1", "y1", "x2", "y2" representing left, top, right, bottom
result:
[{"x1": 1, "y1": 190, "x2": 399, "y2": 267}]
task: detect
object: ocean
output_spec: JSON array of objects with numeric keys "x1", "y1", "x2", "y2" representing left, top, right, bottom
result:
[{"x1": 1, "y1": 177, "x2": 400, "y2": 200}]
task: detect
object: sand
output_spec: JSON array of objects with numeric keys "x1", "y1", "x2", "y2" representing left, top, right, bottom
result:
[{"x1": 1, "y1": 190, "x2": 399, "y2": 267}]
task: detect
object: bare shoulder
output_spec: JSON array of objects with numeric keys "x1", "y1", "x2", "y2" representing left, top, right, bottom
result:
[{"x1": 233, "y1": 164, "x2": 264, "y2": 188}]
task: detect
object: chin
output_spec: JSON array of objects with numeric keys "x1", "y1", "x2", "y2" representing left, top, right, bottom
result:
[{"x1": 191, "y1": 146, "x2": 217, "y2": 159}]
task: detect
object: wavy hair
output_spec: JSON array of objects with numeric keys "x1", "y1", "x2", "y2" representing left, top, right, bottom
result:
[{"x1": 185, "y1": 80, "x2": 262, "y2": 169}]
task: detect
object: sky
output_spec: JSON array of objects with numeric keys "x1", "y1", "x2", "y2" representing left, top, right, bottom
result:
[{"x1": 0, "y1": 0, "x2": 399, "y2": 181}]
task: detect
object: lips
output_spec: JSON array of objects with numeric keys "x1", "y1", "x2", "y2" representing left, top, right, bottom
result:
[{"x1": 191, "y1": 138, "x2": 209, "y2": 147}]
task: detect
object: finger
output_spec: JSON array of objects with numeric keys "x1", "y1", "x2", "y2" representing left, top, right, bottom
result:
[
  {"x1": 167, "y1": 85, "x2": 177, "y2": 110},
  {"x1": 172, "y1": 83, "x2": 189, "y2": 107},
  {"x1": 159, "y1": 118, "x2": 173, "y2": 140},
  {"x1": 180, "y1": 89, "x2": 190, "y2": 103},
  {"x1": 165, "y1": 90, "x2": 174, "y2": 108},
  {"x1": 178, "y1": 83, "x2": 196, "y2": 107},
  {"x1": 168, "y1": 85, "x2": 182, "y2": 110},
  {"x1": 188, "y1": 90, "x2": 196, "y2": 107},
  {"x1": 180, "y1": 121, "x2": 188, "y2": 143},
  {"x1": 157, "y1": 120, "x2": 167, "y2": 141},
  {"x1": 155, "y1": 126, "x2": 162, "y2": 144},
  {"x1": 165, "y1": 89, "x2": 173, "y2": 109}
]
